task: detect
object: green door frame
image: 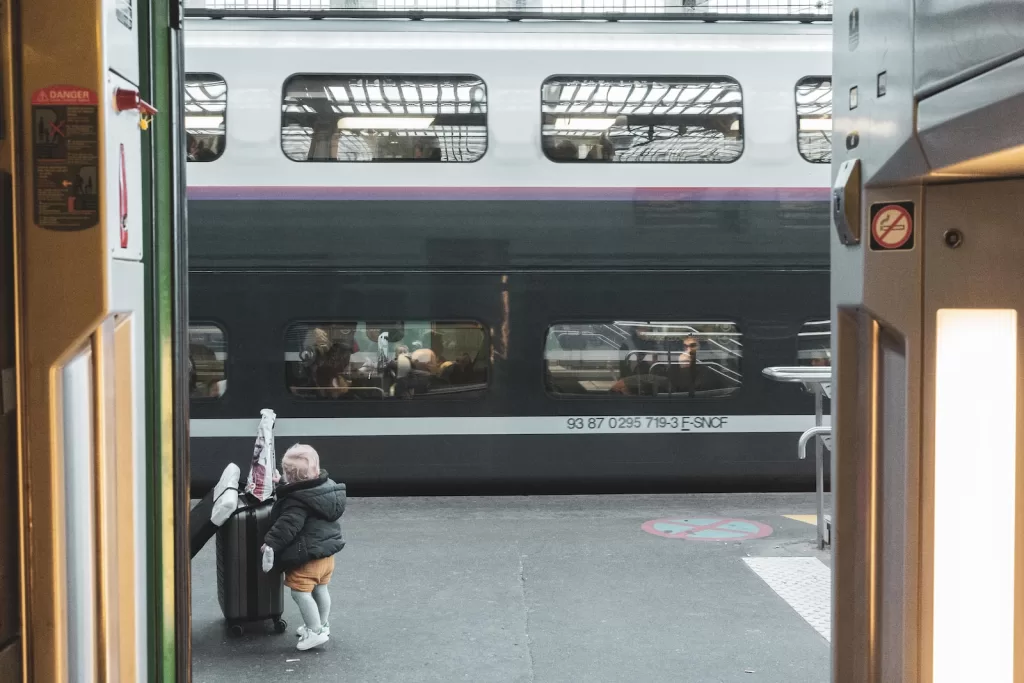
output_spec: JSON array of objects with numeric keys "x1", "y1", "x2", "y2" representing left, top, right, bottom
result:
[{"x1": 140, "y1": 0, "x2": 190, "y2": 680}]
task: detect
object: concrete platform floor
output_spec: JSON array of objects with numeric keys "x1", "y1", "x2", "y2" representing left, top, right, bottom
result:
[{"x1": 191, "y1": 493, "x2": 831, "y2": 683}]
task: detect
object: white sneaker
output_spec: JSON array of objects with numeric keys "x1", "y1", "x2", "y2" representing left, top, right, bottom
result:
[
  {"x1": 296, "y1": 629, "x2": 329, "y2": 651},
  {"x1": 296, "y1": 623, "x2": 330, "y2": 638}
]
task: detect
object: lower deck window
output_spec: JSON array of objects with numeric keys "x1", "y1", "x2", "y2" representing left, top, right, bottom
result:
[
  {"x1": 798, "y1": 319, "x2": 831, "y2": 366},
  {"x1": 545, "y1": 322, "x2": 742, "y2": 398},
  {"x1": 189, "y1": 324, "x2": 227, "y2": 398},
  {"x1": 285, "y1": 321, "x2": 489, "y2": 400}
]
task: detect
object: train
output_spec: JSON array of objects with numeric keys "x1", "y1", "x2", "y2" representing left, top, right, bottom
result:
[{"x1": 183, "y1": 16, "x2": 834, "y2": 495}]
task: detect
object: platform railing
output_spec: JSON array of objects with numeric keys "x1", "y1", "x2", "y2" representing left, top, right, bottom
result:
[{"x1": 762, "y1": 366, "x2": 832, "y2": 549}]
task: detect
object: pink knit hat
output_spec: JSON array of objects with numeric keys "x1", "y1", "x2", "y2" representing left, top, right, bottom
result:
[{"x1": 281, "y1": 443, "x2": 321, "y2": 483}]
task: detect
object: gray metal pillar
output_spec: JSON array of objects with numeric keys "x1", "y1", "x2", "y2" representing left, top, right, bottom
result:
[{"x1": 831, "y1": 1, "x2": 1024, "y2": 682}]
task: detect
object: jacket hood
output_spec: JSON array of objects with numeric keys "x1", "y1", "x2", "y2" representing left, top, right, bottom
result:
[{"x1": 277, "y1": 470, "x2": 346, "y2": 521}]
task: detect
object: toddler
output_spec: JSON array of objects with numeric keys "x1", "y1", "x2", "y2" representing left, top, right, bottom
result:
[{"x1": 262, "y1": 444, "x2": 346, "y2": 651}]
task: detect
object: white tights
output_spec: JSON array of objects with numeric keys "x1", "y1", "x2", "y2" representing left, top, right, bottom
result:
[{"x1": 291, "y1": 585, "x2": 331, "y2": 632}]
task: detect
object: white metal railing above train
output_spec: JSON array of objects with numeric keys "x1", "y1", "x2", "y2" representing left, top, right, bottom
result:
[{"x1": 184, "y1": 0, "x2": 832, "y2": 21}]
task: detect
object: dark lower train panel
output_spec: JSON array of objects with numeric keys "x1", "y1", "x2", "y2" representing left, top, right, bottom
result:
[
  {"x1": 188, "y1": 198, "x2": 831, "y2": 270},
  {"x1": 190, "y1": 432, "x2": 831, "y2": 496},
  {"x1": 188, "y1": 267, "x2": 831, "y2": 494}
]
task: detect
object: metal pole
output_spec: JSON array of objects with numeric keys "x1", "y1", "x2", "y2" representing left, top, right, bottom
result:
[
  {"x1": 798, "y1": 425, "x2": 831, "y2": 549},
  {"x1": 813, "y1": 384, "x2": 826, "y2": 549},
  {"x1": 763, "y1": 368, "x2": 833, "y2": 548}
]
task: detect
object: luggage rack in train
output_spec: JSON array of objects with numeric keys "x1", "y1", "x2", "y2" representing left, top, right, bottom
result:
[{"x1": 183, "y1": 0, "x2": 833, "y2": 23}]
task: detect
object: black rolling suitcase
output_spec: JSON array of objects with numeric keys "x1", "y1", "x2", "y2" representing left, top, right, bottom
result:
[{"x1": 216, "y1": 494, "x2": 287, "y2": 636}]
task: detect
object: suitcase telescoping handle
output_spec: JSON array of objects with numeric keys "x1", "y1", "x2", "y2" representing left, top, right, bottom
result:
[{"x1": 245, "y1": 506, "x2": 261, "y2": 613}]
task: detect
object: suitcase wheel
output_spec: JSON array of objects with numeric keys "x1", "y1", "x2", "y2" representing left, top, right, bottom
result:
[
  {"x1": 274, "y1": 618, "x2": 288, "y2": 634},
  {"x1": 229, "y1": 624, "x2": 244, "y2": 637}
]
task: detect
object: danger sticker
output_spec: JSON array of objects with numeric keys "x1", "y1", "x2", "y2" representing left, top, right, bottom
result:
[
  {"x1": 870, "y1": 201, "x2": 914, "y2": 251},
  {"x1": 31, "y1": 85, "x2": 100, "y2": 230},
  {"x1": 31, "y1": 86, "x2": 99, "y2": 106}
]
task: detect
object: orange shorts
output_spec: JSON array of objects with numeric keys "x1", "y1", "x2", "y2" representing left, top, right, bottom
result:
[{"x1": 284, "y1": 556, "x2": 335, "y2": 593}]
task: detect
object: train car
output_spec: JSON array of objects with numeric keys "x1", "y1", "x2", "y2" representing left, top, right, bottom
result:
[{"x1": 183, "y1": 17, "x2": 834, "y2": 495}]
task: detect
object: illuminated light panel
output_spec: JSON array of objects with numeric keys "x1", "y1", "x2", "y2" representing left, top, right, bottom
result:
[
  {"x1": 185, "y1": 115, "x2": 224, "y2": 130},
  {"x1": 933, "y1": 308, "x2": 1017, "y2": 683},
  {"x1": 554, "y1": 117, "x2": 617, "y2": 131},
  {"x1": 799, "y1": 118, "x2": 832, "y2": 131},
  {"x1": 338, "y1": 117, "x2": 435, "y2": 130}
]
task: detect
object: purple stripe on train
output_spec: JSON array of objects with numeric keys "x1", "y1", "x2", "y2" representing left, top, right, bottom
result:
[{"x1": 187, "y1": 186, "x2": 831, "y2": 202}]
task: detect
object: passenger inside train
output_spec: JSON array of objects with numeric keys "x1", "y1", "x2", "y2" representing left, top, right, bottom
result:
[
  {"x1": 189, "y1": 344, "x2": 225, "y2": 399},
  {"x1": 798, "y1": 319, "x2": 831, "y2": 367},
  {"x1": 187, "y1": 134, "x2": 220, "y2": 162},
  {"x1": 285, "y1": 322, "x2": 489, "y2": 399},
  {"x1": 544, "y1": 322, "x2": 742, "y2": 397},
  {"x1": 189, "y1": 323, "x2": 228, "y2": 399}
]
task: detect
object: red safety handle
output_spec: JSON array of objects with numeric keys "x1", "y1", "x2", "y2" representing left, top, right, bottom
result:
[{"x1": 114, "y1": 88, "x2": 157, "y2": 116}]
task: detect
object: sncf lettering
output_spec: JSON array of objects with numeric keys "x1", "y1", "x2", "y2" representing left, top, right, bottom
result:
[{"x1": 681, "y1": 416, "x2": 729, "y2": 430}]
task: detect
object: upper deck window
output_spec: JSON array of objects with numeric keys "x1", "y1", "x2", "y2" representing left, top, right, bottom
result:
[
  {"x1": 281, "y1": 74, "x2": 487, "y2": 162},
  {"x1": 541, "y1": 76, "x2": 743, "y2": 163},
  {"x1": 185, "y1": 74, "x2": 226, "y2": 162},
  {"x1": 796, "y1": 77, "x2": 832, "y2": 164}
]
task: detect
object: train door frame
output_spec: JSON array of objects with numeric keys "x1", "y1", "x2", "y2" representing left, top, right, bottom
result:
[
  {"x1": 0, "y1": 2, "x2": 24, "y2": 675},
  {"x1": 4, "y1": 0, "x2": 191, "y2": 679}
]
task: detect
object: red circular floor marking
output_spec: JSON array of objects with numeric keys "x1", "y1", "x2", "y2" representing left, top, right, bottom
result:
[{"x1": 641, "y1": 517, "x2": 773, "y2": 541}]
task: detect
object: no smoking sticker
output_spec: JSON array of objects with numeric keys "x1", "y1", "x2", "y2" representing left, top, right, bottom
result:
[{"x1": 870, "y1": 201, "x2": 914, "y2": 251}]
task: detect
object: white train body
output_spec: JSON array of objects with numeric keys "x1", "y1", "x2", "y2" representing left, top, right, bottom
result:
[{"x1": 184, "y1": 20, "x2": 832, "y2": 192}]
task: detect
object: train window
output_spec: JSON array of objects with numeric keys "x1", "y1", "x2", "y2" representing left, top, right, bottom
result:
[
  {"x1": 281, "y1": 74, "x2": 487, "y2": 162},
  {"x1": 544, "y1": 322, "x2": 742, "y2": 398},
  {"x1": 796, "y1": 77, "x2": 832, "y2": 164},
  {"x1": 541, "y1": 76, "x2": 743, "y2": 163},
  {"x1": 284, "y1": 321, "x2": 489, "y2": 400},
  {"x1": 185, "y1": 73, "x2": 227, "y2": 162},
  {"x1": 189, "y1": 324, "x2": 228, "y2": 399},
  {"x1": 798, "y1": 319, "x2": 831, "y2": 366}
]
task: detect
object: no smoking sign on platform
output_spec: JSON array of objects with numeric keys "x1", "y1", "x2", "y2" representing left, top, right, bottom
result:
[
  {"x1": 641, "y1": 517, "x2": 773, "y2": 541},
  {"x1": 870, "y1": 201, "x2": 915, "y2": 251}
]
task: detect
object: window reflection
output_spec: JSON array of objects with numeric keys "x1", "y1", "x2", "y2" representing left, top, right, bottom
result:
[
  {"x1": 189, "y1": 324, "x2": 228, "y2": 398},
  {"x1": 281, "y1": 74, "x2": 487, "y2": 162},
  {"x1": 541, "y1": 76, "x2": 743, "y2": 163},
  {"x1": 185, "y1": 73, "x2": 227, "y2": 162},
  {"x1": 798, "y1": 319, "x2": 831, "y2": 366},
  {"x1": 285, "y1": 321, "x2": 489, "y2": 399},
  {"x1": 544, "y1": 322, "x2": 742, "y2": 397},
  {"x1": 796, "y1": 77, "x2": 832, "y2": 164}
]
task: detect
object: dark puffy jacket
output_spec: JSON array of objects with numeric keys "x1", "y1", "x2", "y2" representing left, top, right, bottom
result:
[{"x1": 264, "y1": 471, "x2": 346, "y2": 570}]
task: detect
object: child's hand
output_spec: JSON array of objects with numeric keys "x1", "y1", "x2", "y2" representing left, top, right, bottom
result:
[{"x1": 261, "y1": 545, "x2": 274, "y2": 573}]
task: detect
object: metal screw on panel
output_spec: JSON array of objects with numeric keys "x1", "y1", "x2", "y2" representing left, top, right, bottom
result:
[{"x1": 944, "y1": 229, "x2": 963, "y2": 249}]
